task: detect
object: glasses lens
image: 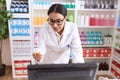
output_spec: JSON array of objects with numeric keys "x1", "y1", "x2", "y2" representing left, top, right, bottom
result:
[
  {"x1": 47, "y1": 18, "x2": 64, "y2": 25},
  {"x1": 56, "y1": 20, "x2": 63, "y2": 25},
  {"x1": 48, "y1": 19, "x2": 55, "y2": 25}
]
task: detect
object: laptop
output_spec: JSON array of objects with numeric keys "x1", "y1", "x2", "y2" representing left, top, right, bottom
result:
[{"x1": 27, "y1": 62, "x2": 99, "y2": 80}]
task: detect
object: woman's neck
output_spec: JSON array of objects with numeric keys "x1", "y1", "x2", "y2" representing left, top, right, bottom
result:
[{"x1": 58, "y1": 26, "x2": 64, "y2": 35}]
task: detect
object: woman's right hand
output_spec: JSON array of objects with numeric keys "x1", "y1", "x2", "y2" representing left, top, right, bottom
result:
[{"x1": 32, "y1": 51, "x2": 42, "y2": 62}]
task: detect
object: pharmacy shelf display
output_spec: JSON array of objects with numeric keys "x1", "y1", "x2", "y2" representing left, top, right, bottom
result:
[
  {"x1": 9, "y1": 0, "x2": 34, "y2": 78},
  {"x1": 8, "y1": 0, "x2": 120, "y2": 78},
  {"x1": 110, "y1": 0, "x2": 120, "y2": 78}
]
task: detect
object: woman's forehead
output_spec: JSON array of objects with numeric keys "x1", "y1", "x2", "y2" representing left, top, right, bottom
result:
[{"x1": 49, "y1": 12, "x2": 64, "y2": 19}]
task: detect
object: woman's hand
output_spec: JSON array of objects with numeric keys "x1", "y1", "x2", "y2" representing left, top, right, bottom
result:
[{"x1": 32, "y1": 51, "x2": 42, "y2": 62}]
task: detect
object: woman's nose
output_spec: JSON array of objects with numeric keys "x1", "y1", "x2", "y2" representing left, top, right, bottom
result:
[{"x1": 52, "y1": 23, "x2": 58, "y2": 27}]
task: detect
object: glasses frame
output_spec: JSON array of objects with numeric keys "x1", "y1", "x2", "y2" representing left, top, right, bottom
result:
[{"x1": 47, "y1": 18, "x2": 65, "y2": 25}]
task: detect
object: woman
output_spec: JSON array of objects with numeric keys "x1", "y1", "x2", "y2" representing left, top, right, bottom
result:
[{"x1": 32, "y1": 3, "x2": 84, "y2": 64}]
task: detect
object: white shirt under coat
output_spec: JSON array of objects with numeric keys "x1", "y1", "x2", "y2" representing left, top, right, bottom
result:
[{"x1": 35, "y1": 21, "x2": 84, "y2": 64}]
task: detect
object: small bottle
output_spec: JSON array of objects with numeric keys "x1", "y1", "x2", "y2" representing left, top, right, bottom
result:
[
  {"x1": 89, "y1": 14, "x2": 95, "y2": 26},
  {"x1": 96, "y1": 0, "x2": 101, "y2": 9},
  {"x1": 80, "y1": 14, "x2": 85, "y2": 26},
  {"x1": 95, "y1": 14, "x2": 100, "y2": 26},
  {"x1": 109, "y1": 0, "x2": 114, "y2": 9},
  {"x1": 105, "y1": 14, "x2": 110, "y2": 26},
  {"x1": 110, "y1": 14, "x2": 115, "y2": 26},
  {"x1": 105, "y1": 0, "x2": 109, "y2": 9},
  {"x1": 114, "y1": 0, "x2": 117, "y2": 9},
  {"x1": 84, "y1": 0, "x2": 90, "y2": 9},
  {"x1": 100, "y1": 14, "x2": 105, "y2": 26},
  {"x1": 90, "y1": 0, "x2": 95, "y2": 9},
  {"x1": 10, "y1": 5, "x2": 15, "y2": 13},
  {"x1": 34, "y1": 32, "x2": 39, "y2": 48},
  {"x1": 101, "y1": 0, "x2": 105, "y2": 9},
  {"x1": 93, "y1": 0, "x2": 98, "y2": 9},
  {"x1": 85, "y1": 14, "x2": 90, "y2": 26}
]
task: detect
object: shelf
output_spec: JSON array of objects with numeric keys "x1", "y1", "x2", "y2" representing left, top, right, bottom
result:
[
  {"x1": 10, "y1": 36, "x2": 32, "y2": 40},
  {"x1": 13, "y1": 55, "x2": 31, "y2": 57},
  {"x1": 84, "y1": 57, "x2": 111, "y2": 59},
  {"x1": 12, "y1": 13, "x2": 30, "y2": 18},
  {"x1": 112, "y1": 55, "x2": 120, "y2": 64},
  {"x1": 77, "y1": 9, "x2": 117, "y2": 12},
  {"x1": 114, "y1": 46, "x2": 120, "y2": 50},
  {"x1": 97, "y1": 71, "x2": 110, "y2": 75},
  {"x1": 82, "y1": 45, "x2": 112, "y2": 48},
  {"x1": 12, "y1": 55, "x2": 32, "y2": 59},
  {"x1": 110, "y1": 72, "x2": 118, "y2": 79},
  {"x1": 78, "y1": 26, "x2": 115, "y2": 28},
  {"x1": 117, "y1": 27, "x2": 120, "y2": 29},
  {"x1": 32, "y1": 8, "x2": 48, "y2": 10},
  {"x1": 33, "y1": 8, "x2": 75, "y2": 11},
  {"x1": 111, "y1": 63, "x2": 120, "y2": 73},
  {"x1": 13, "y1": 75, "x2": 28, "y2": 78}
]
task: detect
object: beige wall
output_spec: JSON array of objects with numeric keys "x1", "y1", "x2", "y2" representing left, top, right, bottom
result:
[{"x1": 2, "y1": 38, "x2": 12, "y2": 66}]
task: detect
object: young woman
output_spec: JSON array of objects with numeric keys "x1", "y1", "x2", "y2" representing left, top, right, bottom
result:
[{"x1": 32, "y1": 3, "x2": 84, "y2": 64}]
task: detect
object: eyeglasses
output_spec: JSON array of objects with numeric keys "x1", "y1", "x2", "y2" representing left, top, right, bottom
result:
[{"x1": 47, "y1": 18, "x2": 64, "y2": 25}]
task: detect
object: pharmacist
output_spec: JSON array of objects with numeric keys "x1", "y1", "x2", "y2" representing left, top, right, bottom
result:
[{"x1": 32, "y1": 3, "x2": 84, "y2": 64}]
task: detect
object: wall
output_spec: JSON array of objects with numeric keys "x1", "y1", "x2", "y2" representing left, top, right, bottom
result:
[
  {"x1": 1, "y1": 0, "x2": 12, "y2": 66},
  {"x1": 2, "y1": 38, "x2": 12, "y2": 66}
]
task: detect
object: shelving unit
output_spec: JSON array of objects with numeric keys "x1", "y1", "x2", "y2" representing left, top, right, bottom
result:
[
  {"x1": 8, "y1": 0, "x2": 120, "y2": 78},
  {"x1": 109, "y1": 0, "x2": 120, "y2": 79},
  {"x1": 8, "y1": 0, "x2": 34, "y2": 78}
]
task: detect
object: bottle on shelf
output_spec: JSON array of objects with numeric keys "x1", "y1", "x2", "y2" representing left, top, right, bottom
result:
[
  {"x1": 105, "y1": 0, "x2": 109, "y2": 9},
  {"x1": 100, "y1": 14, "x2": 105, "y2": 26},
  {"x1": 85, "y1": 14, "x2": 90, "y2": 26},
  {"x1": 109, "y1": 0, "x2": 114, "y2": 9},
  {"x1": 89, "y1": 14, "x2": 95, "y2": 26},
  {"x1": 105, "y1": 14, "x2": 110, "y2": 26},
  {"x1": 80, "y1": 14, "x2": 85, "y2": 26},
  {"x1": 109, "y1": 14, "x2": 115, "y2": 26},
  {"x1": 34, "y1": 32, "x2": 39, "y2": 48},
  {"x1": 95, "y1": 14, "x2": 100, "y2": 26},
  {"x1": 96, "y1": 0, "x2": 101, "y2": 9},
  {"x1": 84, "y1": 0, "x2": 90, "y2": 9},
  {"x1": 101, "y1": 0, "x2": 105, "y2": 9}
]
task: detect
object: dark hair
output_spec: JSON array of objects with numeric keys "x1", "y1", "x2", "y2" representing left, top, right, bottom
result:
[{"x1": 47, "y1": 3, "x2": 67, "y2": 17}]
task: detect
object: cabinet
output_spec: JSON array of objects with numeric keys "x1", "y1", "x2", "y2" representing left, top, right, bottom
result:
[
  {"x1": 110, "y1": 0, "x2": 120, "y2": 79},
  {"x1": 8, "y1": 0, "x2": 34, "y2": 78},
  {"x1": 8, "y1": 0, "x2": 120, "y2": 78}
]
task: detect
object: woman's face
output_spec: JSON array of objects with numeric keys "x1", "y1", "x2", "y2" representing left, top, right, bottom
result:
[{"x1": 48, "y1": 12, "x2": 66, "y2": 33}]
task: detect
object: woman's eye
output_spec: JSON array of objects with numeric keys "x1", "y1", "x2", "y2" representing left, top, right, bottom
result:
[
  {"x1": 56, "y1": 20, "x2": 62, "y2": 23},
  {"x1": 50, "y1": 20, "x2": 55, "y2": 23}
]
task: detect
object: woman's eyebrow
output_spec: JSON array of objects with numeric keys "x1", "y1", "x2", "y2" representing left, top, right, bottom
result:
[{"x1": 49, "y1": 18, "x2": 63, "y2": 20}]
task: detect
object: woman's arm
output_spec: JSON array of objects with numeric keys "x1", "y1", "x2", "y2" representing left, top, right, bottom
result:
[{"x1": 70, "y1": 25, "x2": 84, "y2": 63}]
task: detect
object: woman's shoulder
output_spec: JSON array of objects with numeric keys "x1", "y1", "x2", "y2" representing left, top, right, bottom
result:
[{"x1": 66, "y1": 21, "x2": 77, "y2": 29}]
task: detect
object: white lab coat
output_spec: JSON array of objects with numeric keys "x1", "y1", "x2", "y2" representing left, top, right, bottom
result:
[{"x1": 36, "y1": 21, "x2": 84, "y2": 64}]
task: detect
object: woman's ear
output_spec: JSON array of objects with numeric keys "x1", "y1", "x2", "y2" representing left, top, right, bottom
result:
[
  {"x1": 65, "y1": 16, "x2": 69, "y2": 21},
  {"x1": 64, "y1": 16, "x2": 68, "y2": 21}
]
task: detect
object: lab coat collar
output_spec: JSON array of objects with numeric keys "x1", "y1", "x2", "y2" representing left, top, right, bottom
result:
[
  {"x1": 59, "y1": 22, "x2": 70, "y2": 45},
  {"x1": 47, "y1": 22, "x2": 70, "y2": 46}
]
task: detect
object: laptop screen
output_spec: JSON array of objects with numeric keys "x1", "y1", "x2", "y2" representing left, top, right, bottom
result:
[{"x1": 27, "y1": 62, "x2": 99, "y2": 80}]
